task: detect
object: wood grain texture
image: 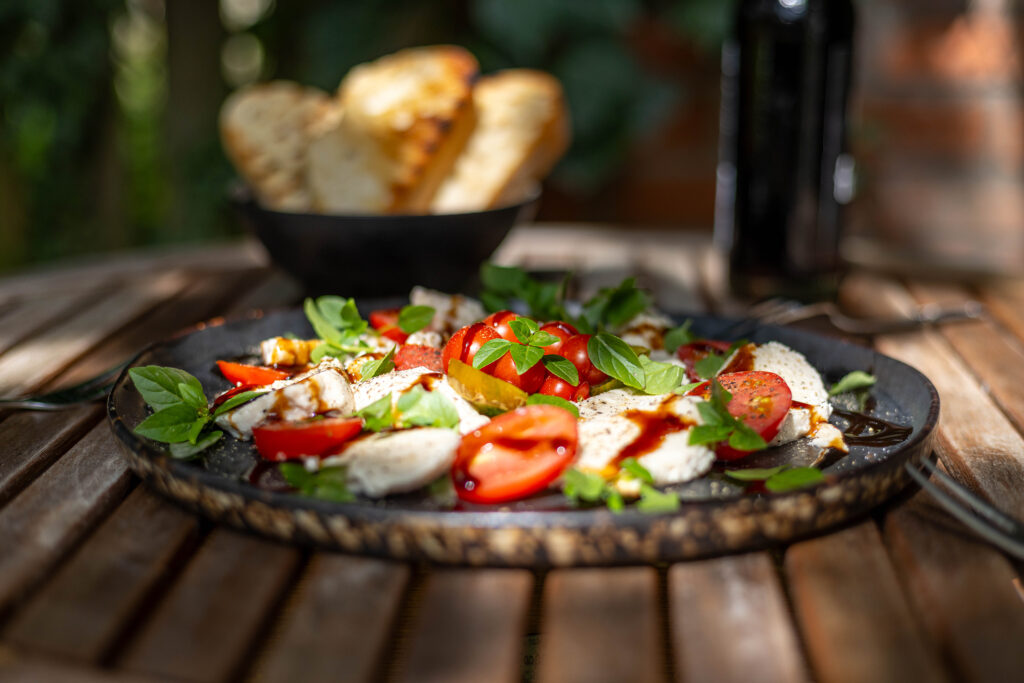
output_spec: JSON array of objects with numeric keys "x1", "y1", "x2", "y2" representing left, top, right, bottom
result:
[
  {"x1": 0, "y1": 422, "x2": 132, "y2": 617},
  {"x1": 668, "y1": 553, "x2": 808, "y2": 683},
  {"x1": 884, "y1": 490, "x2": 1024, "y2": 683},
  {"x1": 979, "y1": 278, "x2": 1024, "y2": 344},
  {"x1": 250, "y1": 554, "x2": 409, "y2": 683},
  {"x1": 3, "y1": 487, "x2": 200, "y2": 663},
  {"x1": 0, "y1": 286, "x2": 107, "y2": 358},
  {"x1": 393, "y1": 569, "x2": 532, "y2": 683},
  {"x1": 786, "y1": 522, "x2": 948, "y2": 683},
  {"x1": 537, "y1": 567, "x2": 664, "y2": 683},
  {"x1": 117, "y1": 528, "x2": 301, "y2": 683},
  {"x1": 0, "y1": 647, "x2": 161, "y2": 682}
]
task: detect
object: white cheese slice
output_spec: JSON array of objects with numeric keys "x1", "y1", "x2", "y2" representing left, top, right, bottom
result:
[
  {"x1": 615, "y1": 310, "x2": 675, "y2": 350},
  {"x1": 409, "y1": 286, "x2": 486, "y2": 337},
  {"x1": 323, "y1": 428, "x2": 460, "y2": 497}
]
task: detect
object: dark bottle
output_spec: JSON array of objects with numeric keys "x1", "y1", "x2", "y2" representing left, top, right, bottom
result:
[{"x1": 714, "y1": 0, "x2": 855, "y2": 302}]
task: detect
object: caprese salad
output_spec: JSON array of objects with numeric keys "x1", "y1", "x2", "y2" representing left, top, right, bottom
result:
[{"x1": 128, "y1": 266, "x2": 875, "y2": 511}]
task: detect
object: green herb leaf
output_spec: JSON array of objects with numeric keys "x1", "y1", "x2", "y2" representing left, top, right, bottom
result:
[
  {"x1": 509, "y1": 343, "x2": 544, "y2": 374},
  {"x1": 765, "y1": 467, "x2": 825, "y2": 492},
  {"x1": 674, "y1": 381, "x2": 704, "y2": 395},
  {"x1": 620, "y1": 457, "x2": 654, "y2": 484},
  {"x1": 580, "y1": 277, "x2": 652, "y2": 331},
  {"x1": 606, "y1": 489, "x2": 625, "y2": 513},
  {"x1": 526, "y1": 393, "x2": 579, "y2": 418},
  {"x1": 480, "y1": 263, "x2": 529, "y2": 294},
  {"x1": 509, "y1": 317, "x2": 539, "y2": 343},
  {"x1": 169, "y1": 430, "x2": 222, "y2": 460},
  {"x1": 829, "y1": 370, "x2": 877, "y2": 396},
  {"x1": 177, "y1": 382, "x2": 208, "y2": 414},
  {"x1": 663, "y1": 320, "x2": 695, "y2": 353},
  {"x1": 128, "y1": 366, "x2": 206, "y2": 411},
  {"x1": 472, "y1": 339, "x2": 512, "y2": 369},
  {"x1": 728, "y1": 422, "x2": 768, "y2": 451},
  {"x1": 304, "y1": 296, "x2": 368, "y2": 349},
  {"x1": 134, "y1": 404, "x2": 204, "y2": 443},
  {"x1": 479, "y1": 263, "x2": 569, "y2": 321},
  {"x1": 542, "y1": 355, "x2": 579, "y2": 386},
  {"x1": 480, "y1": 291, "x2": 507, "y2": 313},
  {"x1": 588, "y1": 332, "x2": 645, "y2": 390},
  {"x1": 359, "y1": 346, "x2": 396, "y2": 380},
  {"x1": 688, "y1": 423, "x2": 733, "y2": 445},
  {"x1": 636, "y1": 483, "x2": 680, "y2": 512},
  {"x1": 638, "y1": 355, "x2": 685, "y2": 395},
  {"x1": 398, "y1": 305, "x2": 435, "y2": 334},
  {"x1": 185, "y1": 418, "x2": 206, "y2": 445},
  {"x1": 212, "y1": 390, "x2": 266, "y2": 417},
  {"x1": 694, "y1": 353, "x2": 726, "y2": 379},
  {"x1": 528, "y1": 330, "x2": 561, "y2": 348},
  {"x1": 562, "y1": 468, "x2": 607, "y2": 503},
  {"x1": 397, "y1": 386, "x2": 460, "y2": 429},
  {"x1": 724, "y1": 466, "x2": 786, "y2": 481},
  {"x1": 357, "y1": 394, "x2": 394, "y2": 432},
  {"x1": 279, "y1": 463, "x2": 355, "y2": 502}
]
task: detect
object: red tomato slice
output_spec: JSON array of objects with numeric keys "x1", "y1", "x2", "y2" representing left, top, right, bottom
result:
[
  {"x1": 253, "y1": 416, "x2": 364, "y2": 461},
  {"x1": 442, "y1": 323, "x2": 501, "y2": 372},
  {"x1": 676, "y1": 340, "x2": 733, "y2": 382},
  {"x1": 217, "y1": 360, "x2": 290, "y2": 386},
  {"x1": 687, "y1": 371, "x2": 792, "y2": 460},
  {"x1": 212, "y1": 383, "x2": 260, "y2": 410},
  {"x1": 452, "y1": 405, "x2": 578, "y2": 504},
  {"x1": 395, "y1": 344, "x2": 443, "y2": 372},
  {"x1": 369, "y1": 308, "x2": 409, "y2": 343}
]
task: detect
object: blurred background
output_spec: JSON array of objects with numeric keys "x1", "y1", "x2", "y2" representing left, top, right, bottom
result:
[{"x1": 1, "y1": 0, "x2": 1022, "y2": 274}]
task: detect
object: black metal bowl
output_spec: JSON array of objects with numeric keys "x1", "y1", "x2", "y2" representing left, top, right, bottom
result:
[{"x1": 230, "y1": 186, "x2": 539, "y2": 297}]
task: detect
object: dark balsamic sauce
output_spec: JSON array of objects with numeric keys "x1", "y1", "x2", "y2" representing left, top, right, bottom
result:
[{"x1": 832, "y1": 408, "x2": 912, "y2": 448}]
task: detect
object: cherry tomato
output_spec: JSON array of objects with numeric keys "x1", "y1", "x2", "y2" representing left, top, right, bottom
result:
[
  {"x1": 490, "y1": 353, "x2": 546, "y2": 394},
  {"x1": 538, "y1": 321, "x2": 578, "y2": 353},
  {"x1": 217, "y1": 360, "x2": 290, "y2": 386},
  {"x1": 574, "y1": 381, "x2": 591, "y2": 402},
  {"x1": 253, "y1": 416, "x2": 364, "y2": 461},
  {"x1": 442, "y1": 323, "x2": 501, "y2": 372},
  {"x1": 676, "y1": 340, "x2": 733, "y2": 382},
  {"x1": 483, "y1": 310, "x2": 521, "y2": 342},
  {"x1": 686, "y1": 371, "x2": 792, "y2": 460},
  {"x1": 556, "y1": 334, "x2": 608, "y2": 386},
  {"x1": 369, "y1": 308, "x2": 408, "y2": 343},
  {"x1": 538, "y1": 374, "x2": 575, "y2": 400},
  {"x1": 452, "y1": 405, "x2": 578, "y2": 503},
  {"x1": 395, "y1": 344, "x2": 443, "y2": 372}
]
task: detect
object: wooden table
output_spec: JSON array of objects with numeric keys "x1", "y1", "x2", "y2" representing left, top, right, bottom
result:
[{"x1": 0, "y1": 225, "x2": 1023, "y2": 683}]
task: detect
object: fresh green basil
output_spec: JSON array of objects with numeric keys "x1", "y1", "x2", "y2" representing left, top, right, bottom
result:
[
  {"x1": 472, "y1": 339, "x2": 512, "y2": 369},
  {"x1": 673, "y1": 381, "x2": 704, "y2": 395},
  {"x1": 724, "y1": 466, "x2": 786, "y2": 481},
  {"x1": 562, "y1": 468, "x2": 607, "y2": 503},
  {"x1": 620, "y1": 457, "x2": 654, "y2": 484},
  {"x1": 134, "y1": 403, "x2": 207, "y2": 443},
  {"x1": 397, "y1": 305, "x2": 435, "y2": 334},
  {"x1": 509, "y1": 317, "x2": 539, "y2": 343},
  {"x1": 764, "y1": 467, "x2": 825, "y2": 492},
  {"x1": 694, "y1": 353, "x2": 726, "y2": 379},
  {"x1": 588, "y1": 332, "x2": 645, "y2": 390},
  {"x1": 169, "y1": 431, "x2": 223, "y2": 460},
  {"x1": 279, "y1": 463, "x2": 355, "y2": 502},
  {"x1": 397, "y1": 386, "x2": 460, "y2": 429},
  {"x1": 528, "y1": 330, "x2": 561, "y2": 347},
  {"x1": 357, "y1": 394, "x2": 394, "y2": 432},
  {"x1": 664, "y1": 319, "x2": 695, "y2": 353},
  {"x1": 829, "y1": 370, "x2": 877, "y2": 396},
  {"x1": 128, "y1": 366, "x2": 205, "y2": 411},
  {"x1": 542, "y1": 355, "x2": 579, "y2": 386},
  {"x1": 728, "y1": 422, "x2": 768, "y2": 451},
  {"x1": 509, "y1": 343, "x2": 544, "y2": 374},
  {"x1": 638, "y1": 355, "x2": 685, "y2": 395},
  {"x1": 212, "y1": 390, "x2": 266, "y2": 417},
  {"x1": 304, "y1": 296, "x2": 369, "y2": 355},
  {"x1": 636, "y1": 484, "x2": 680, "y2": 512},
  {"x1": 359, "y1": 346, "x2": 396, "y2": 380},
  {"x1": 687, "y1": 378, "x2": 767, "y2": 452},
  {"x1": 526, "y1": 393, "x2": 579, "y2": 418},
  {"x1": 579, "y1": 277, "x2": 652, "y2": 332}
]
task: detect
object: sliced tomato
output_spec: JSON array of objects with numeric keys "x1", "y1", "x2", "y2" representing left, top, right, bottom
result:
[
  {"x1": 452, "y1": 405, "x2": 578, "y2": 504},
  {"x1": 442, "y1": 323, "x2": 501, "y2": 372},
  {"x1": 676, "y1": 340, "x2": 733, "y2": 382},
  {"x1": 395, "y1": 344, "x2": 443, "y2": 372},
  {"x1": 687, "y1": 371, "x2": 792, "y2": 460},
  {"x1": 369, "y1": 308, "x2": 409, "y2": 343},
  {"x1": 217, "y1": 360, "x2": 290, "y2": 386},
  {"x1": 252, "y1": 416, "x2": 364, "y2": 461}
]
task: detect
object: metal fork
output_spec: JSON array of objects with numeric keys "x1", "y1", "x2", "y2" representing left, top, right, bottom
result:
[
  {"x1": 743, "y1": 298, "x2": 985, "y2": 335},
  {"x1": 905, "y1": 458, "x2": 1024, "y2": 560},
  {"x1": 0, "y1": 360, "x2": 130, "y2": 411}
]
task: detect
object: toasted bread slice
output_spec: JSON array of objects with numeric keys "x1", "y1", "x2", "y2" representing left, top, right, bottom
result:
[
  {"x1": 431, "y1": 69, "x2": 570, "y2": 213},
  {"x1": 325, "y1": 45, "x2": 478, "y2": 213},
  {"x1": 219, "y1": 81, "x2": 335, "y2": 212},
  {"x1": 307, "y1": 110, "x2": 395, "y2": 214}
]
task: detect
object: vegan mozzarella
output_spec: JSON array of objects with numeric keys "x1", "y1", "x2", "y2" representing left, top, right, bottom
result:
[
  {"x1": 323, "y1": 428, "x2": 461, "y2": 497},
  {"x1": 409, "y1": 286, "x2": 486, "y2": 337}
]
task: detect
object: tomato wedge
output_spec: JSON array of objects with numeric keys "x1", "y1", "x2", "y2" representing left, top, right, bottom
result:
[
  {"x1": 395, "y1": 344, "x2": 443, "y2": 372},
  {"x1": 217, "y1": 360, "x2": 290, "y2": 386},
  {"x1": 452, "y1": 405, "x2": 577, "y2": 504},
  {"x1": 687, "y1": 371, "x2": 792, "y2": 460},
  {"x1": 252, "y1": 416, "x2": 364, "y2": 461},
  {"x1": 369, "y1": 308, "x2": 409, "y2": 343}
]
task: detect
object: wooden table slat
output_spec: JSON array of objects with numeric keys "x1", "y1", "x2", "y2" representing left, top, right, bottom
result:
[
  {"x1": 250, "y1": 554, "x2": 409, "y2": 683},
  {"x1": 0, "y1": 285, "x2": 108, "y2": 359},
  {"x1": 786, "y1": 522, "x2": 949, "y2": 683},
  {"x1": 3, "y1": 487, "x2": 201, "y2": 663},
  {"x1": 668, "y1": 553, "x2": 808, "y2": 683},
  {"x1": 116, "y1": 528, "x2": 301, "y2": 683},
  {"x1": 0, "y1": 646, "x2": 163, "y2": 683},
  {"x1": 537, "y1": 567, "x2": 664, "y2": 683}
]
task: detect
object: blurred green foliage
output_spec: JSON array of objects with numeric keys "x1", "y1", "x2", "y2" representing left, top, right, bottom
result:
[{"x1": 0, "y1": 0, "x2": 733, "y2": 271}]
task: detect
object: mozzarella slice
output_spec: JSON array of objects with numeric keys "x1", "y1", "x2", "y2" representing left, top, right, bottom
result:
[
  {"x1": 323, "y1": 428, "x2": 460, "y2": 497},
  {"x1": 409, "y1": 286, "x2": 486, "y2": 337},
  {"x1": 353, "y1": 367, "x2": 489, "y2": 434},
  {"x1": 616, "y1": 310, "x2": 675, "y2": 351}
]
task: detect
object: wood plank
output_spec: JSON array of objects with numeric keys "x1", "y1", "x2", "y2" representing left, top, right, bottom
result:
[
  {"x1": 668, "y1": 553, "x2": 808, "y2": 683},
  {"x1": 223, "y1": 268, "x2": 303, "y2": 316},
  {"x1": 0, "y1": 646, "x2": 161, "y2": 682},
  {"x1": 785, "y1": 522, "x2": 948, "y2": 683},
  {"x1": 0, "y1": 270, "x2": 190, "y2": 394},
  {"x1": 0, "y1": 423, "x2": 133, "y2": 618},
  {"x1": 884, "y1": 489, "x2": 1024, "y2": 683},
  {"x1": 393, "y1": 569, "x2": 532, "y2": 683},
  {"x1": 841, "y1": 273, "x2": 1024, "y2": 518},
  {"x1": 116, "y1": 528, "x2": 301, "y2": 683},
  {"x1": 0, "y1": 404, "x2": 102, "y2": 507},
  {"x1": 249, "y1": 554, "x2": 408, "y2": 683},
  {"x1": 3, "y1": 487, "x2": 200, "y2": 663},
  {"x1": 978, "y1": 278, "x2": 1024, "y2": 343},
  {"x1": 0, "y1": 286, "x2": 108, "y2": 358},
  {"x1": 537, "y1": 567, "x2": 663, "y2": 683}
]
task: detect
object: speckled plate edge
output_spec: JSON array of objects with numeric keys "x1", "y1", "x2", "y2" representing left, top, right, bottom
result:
[{"x1": 107, "y1": 311, "x2": 939, "y2": 567}]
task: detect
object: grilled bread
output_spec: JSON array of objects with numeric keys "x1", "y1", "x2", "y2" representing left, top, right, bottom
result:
[
  {"x1": 219, "y1": 81, "x2": 335, "y2": 212},
  {"x1": 308, "y1": 45, "x2": 479, "y2": 213},
  {"x1": 431, "y1": 69, "x2": 570, "y2": 213}
]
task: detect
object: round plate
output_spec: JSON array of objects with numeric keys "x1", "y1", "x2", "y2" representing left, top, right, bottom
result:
[{"x1": 107, "y1": 309, "x2": 939, "y2": 567}]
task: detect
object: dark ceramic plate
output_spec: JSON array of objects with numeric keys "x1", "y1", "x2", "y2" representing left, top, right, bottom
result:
[{"x1": 108, "y1": 308, "x2": 939, "y2": 567}]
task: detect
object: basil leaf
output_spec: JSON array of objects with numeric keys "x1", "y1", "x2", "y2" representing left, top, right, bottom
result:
[
  {"x1": 620, "y1": 457, "x2": 654, "y2": 484},
  {"x1": 638, "y1": 355, "x2": 685, "y2": 395},
  {"x1": 185, "y1": 418, "x2": 207, "y2": 445},
  {"x1": 480, "y1": 263, "x2": 529, "y2": 294},
  {"x1": 636, "y1": 484, "x2": 680, "y2": 513},
  {"x1": 320, "y1": 296, "x2": 366, "y2": 334},
  {"x1": 829, "y1": 370, "x2": 877, "y2": 396},
  {"x1": 169, "y1": 430, "x2": 222, "y2": 460},
  {"x1": 528, "y1": 330, "x2": 560, "y2": 348},
  {"x1": 304, "y1": 298, "x2": 343, "y2": 345},
  {"x1": 480, "y1": 291, "x2": 508, "y2": 313},
  {"x1": 134, "y1": 404, "x2": 204, "y2": 443},
  {"x1": 674, "y1": 381, "x2": 704, "y2": 395},
  {"x1": 398, "y1": 305, "x2": 435, "y2": 334},
  {"x1": 472, "y1": 339, "x2": 512, "y2": 369},
  {"x1": 310, "y1": 342, "x2": 337, "y2": 364},
  {"x1": 664, "y1": 320, "x2": 695, "y2": 353},
  {"x1": 606, "y1": 489, "x2": 625, "y2": 513},
  {"x1": 129, "y1": 366, "x2": 205, "y2": 411},
  {"x1": 360, "y1": 346, "x2": 396, "y2": 380},
  {"x1": 280, "y1": 464, "x2": 355, "y2": 502},
  {"x1": 694, "y1": 353, "x2": 726, "y2": 379},
  {"x1": 765, "y1": 467, "x2": 825, "y2": 492},
  {"x1": 588, "y1": 332, "x2": 645, "y2": 390},
  {"x1": 357, "y1": 394, "x2": 394, "y2": 432},
  {"x1": 581, "y1": 277, "x2": 652, "y2": 330},
  {"x1": 728, "y1": 422, "x2": 768, "y2": 451},
  {"x1": 688, "y1": 423, "x2": 733, "y2": 446},
  {"x1": 509, "y1": 317, "x2": 538, "y2": 343},
  {"x1": 696, "y1": 401, "x2": 728, "y2": 426},
  {"x1": 542, "y1": 355, "x2": 579, "y2": 386},
  {"x1": 724, "y1": 466, "x2": 786, "y2": 481},
  {"x1": 563, "y1": 468, "x2": 606, "y2": 503},
  {"x1": 397, "y1": 386, "x2": 460, "y2": 429},
  {"x1": 509, "y1": 343, "x2": 544, "y2": 374},
  {"x1": 526, "y1": 393, "x2": 579, "y2": 418},
  {"x1": 710, "y1": 378, "x2": 733, "y2": 407},
  {"x1": 177, "y1": 382, "x2": 208, "y2": 414},
  {"x1": 278, "y1": 462, "x2": 312, "y2": 488},
  {"x1": 212, "y1": 390, "x2": 266, "y2": 417}
]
